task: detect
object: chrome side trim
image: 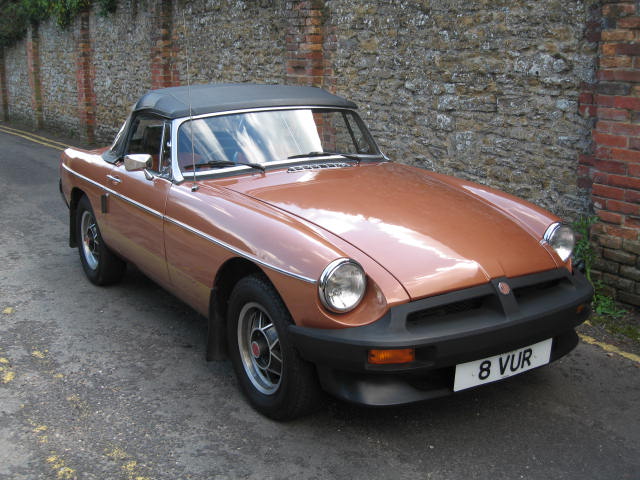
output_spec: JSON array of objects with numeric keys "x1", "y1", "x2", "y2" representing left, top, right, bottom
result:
[
  {"x1": 62, "y1": 162, "x2": 316, "y2": 284},
  {"x1": 163, "y1": 216, "x2": 315, "y2": 284},
  {"x1": 62, "y1": 163, "x2": 163, "y2": 219}
]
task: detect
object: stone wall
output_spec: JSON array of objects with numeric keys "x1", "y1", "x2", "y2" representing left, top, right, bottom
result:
[
  {"x1": 4, "y1": 36, "x2": 32, "y2": 125},
  {"x1": 329, "y1": 0, "x2": 598, "y2": 220},
  {"x1": 39, "y1": 20, "x2": 80, "y2": 136},
  {"x1": 92, "y1": 2, "x2": 155, "y2": 141},
  {"x1": 3, "y1": 0, "x2": 640, "y2": 306},
  {"x1": 173, "y1": 1, "x2": 286, "y2": 88}
]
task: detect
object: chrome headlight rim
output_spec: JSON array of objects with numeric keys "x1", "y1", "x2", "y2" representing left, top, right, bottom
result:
[
  {"x1": 543, "y1": 222, "x2": 575, "y2": 263},
  {"x1": 318, "y1": 258, "x2": 366, "y2": 314}
]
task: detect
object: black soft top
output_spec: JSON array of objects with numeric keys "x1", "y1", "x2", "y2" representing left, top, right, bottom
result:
[{"x1": 133, "y1": 83, "x2": 357, "y2": 119}]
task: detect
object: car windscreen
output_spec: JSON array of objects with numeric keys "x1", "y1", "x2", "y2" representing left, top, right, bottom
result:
[{"x1": 176, "y1": 109, "x2": 379, "y2": 172}]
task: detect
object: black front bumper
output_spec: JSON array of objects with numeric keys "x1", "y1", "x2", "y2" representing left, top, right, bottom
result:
[{"x1": 289, "y1": 268, "x2": 593, "y2": 406}]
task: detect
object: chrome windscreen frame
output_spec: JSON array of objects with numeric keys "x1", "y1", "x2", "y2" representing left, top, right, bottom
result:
[{"x1": 169, "y1": 106, "x2": 383, "y2": 184}]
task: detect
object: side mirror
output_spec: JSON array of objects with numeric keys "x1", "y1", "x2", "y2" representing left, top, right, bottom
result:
[{"x1": 124, "y1": 154, "x2": 152, "y2": 172}]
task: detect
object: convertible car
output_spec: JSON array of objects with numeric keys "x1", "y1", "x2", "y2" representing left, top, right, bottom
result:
[{"x1": 59, "y1": 84, "x2": 593, "y2": 420}]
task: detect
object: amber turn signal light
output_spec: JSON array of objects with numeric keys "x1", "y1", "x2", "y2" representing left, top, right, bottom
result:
[{"x1": 368, "y1": 348, "x2": 415, "y2": 365}]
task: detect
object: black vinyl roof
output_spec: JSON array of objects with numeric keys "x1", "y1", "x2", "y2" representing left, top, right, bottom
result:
[{"x1": 132, "y1": 83, "x2": 358, "y2": 119}]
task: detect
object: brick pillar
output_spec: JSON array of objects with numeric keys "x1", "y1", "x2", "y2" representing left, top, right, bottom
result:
[
  {"x1": 285, "y1": 0, "x2": 335, "y2": 91},
  {"x1": 0, "y1": 48, "x2": 8, "y2": 121},
  {"x1": 579, "y1": 2, "x2": 640, "y2": 306},
  {"x1": 26, "y1": 23, "x2": 43, "y2": 129},
  {"x1": 151, "y1": 0, "x2": 179, "y2": 89},
  {"x1": 75, "y1": 9, "x2": 96, "y2": 144}
]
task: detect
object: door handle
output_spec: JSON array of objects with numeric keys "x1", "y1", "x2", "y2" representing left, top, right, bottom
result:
[{"x1": 106, "y1": 174, "x2": 121, "y2": 184}]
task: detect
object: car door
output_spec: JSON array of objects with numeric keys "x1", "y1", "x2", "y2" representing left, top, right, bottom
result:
[{"x1": 103, "y1": 114, "x2": 172, "y2": 288}]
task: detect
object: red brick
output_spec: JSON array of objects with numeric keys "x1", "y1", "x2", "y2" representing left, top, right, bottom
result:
[
  {"x1": 601, "y1": 29, "x2": 636, "y2": 41},
  {"x1": 602, "y1": 43, "x2": 619, "y2": 56},
  {"x1": 610, "y1": 122, "x2": 640, "y2": 136},
  {"x1": 618, "y1": 16, "x2": 640, "y2": 28},
  {"x1": 595, "y1": 94, "x2": 616, "y2": 106},
  {"x1": 629, "y1": 163, "x2": 640, "y2": 176},
  {"x1": 596, "y1": 145, "x2": 613, "y2": 159},
  {"x1": 593, "y1": 183, "x2": 626, "y2": 200},
  {"x1": 595, "y1": 209, "x2": 624, "y2": 224},
  {"x1": 597, "y1": 69, "x2": 640, "y2": 82},
  {"x1": 625, "y1": 216, "x2": 640, "y2": 228},
  {"x1": 592, "y1": 196, "x2": 607, "y2": 209},
  {"x1": 608, "y1": 199, "x2": 640, "y2": 214},
  {"x1": 579, "y1": 92, "x2": 594, "y2": 104},
  {"x1": 625, "y1": 189, "x2": 640, "y2": 203},
  {"x1": 614, "y1": 96, "x2": 640, "y2": 110},
  {"x1": 604, "y1": 225, "x2": 639, "y2": 240},
  {"x1": 579, "y1": 105, "x2": 597, "y2": 117},
  {"x1": 602, "y1": 3, "x2": 636, "y2": 17},
  {"x1": 595, "y1": 159, "x2": 628, "y2": 174},
  {"x1": 611, "y1": 147, "x2": 640, "y2": 162},
  {"x1": 593, "y1": 132, "x2": 628, "y2": 147},
  {"x1": 595, "y1": 120, "x2": 613, "y2": 133},
  {"x1": 593, "y1": 171, "x2": 610, "y2": 184},
  {"x1": 600, "y1": 56, "x2": 633, "y2": 68},
  {"x1": 630, "y1": 138, "x2": 640, "y2": 150},
  {"x1": 616, "y1": 43, "x2": 640, "y2": 56},
  {"x1": 597, "y1": 107, "x2": 630, "y2": 121},
  {"x1": 608, "y1": 174, "x2": 640, "y2": 189},
  {"x1": 579, "y1": 154, "x2": 596, "y2": 166}
]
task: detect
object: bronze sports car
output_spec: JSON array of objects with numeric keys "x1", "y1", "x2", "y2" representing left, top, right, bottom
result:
[{"x1": 59, "y1": 84, "x2": 593, "y2": 420}]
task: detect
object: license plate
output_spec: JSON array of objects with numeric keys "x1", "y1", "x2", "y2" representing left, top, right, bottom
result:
[{"x1": 453, "y1": 338, "x2": 553, "y2": 392}]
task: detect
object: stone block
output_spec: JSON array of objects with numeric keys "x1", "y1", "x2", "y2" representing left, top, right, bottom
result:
[
  {"x1": 593, "y1": 256, "x2": 621, "y2": 273},
  {"x1": 620, "y1": 265, "x2": 640, "y2": 281},
  {"x1": 602, "y1": 272, "x2": 635, "y2": 291},
  {"x1": 622, "y1": 239, "x2": 640, "y2": 255},
  {"x1": 617, "y1": 291, "x2": 640, "y2": 306},
  {"x1": 603, "y1": 248, "x2": 637, "y2": 265}
]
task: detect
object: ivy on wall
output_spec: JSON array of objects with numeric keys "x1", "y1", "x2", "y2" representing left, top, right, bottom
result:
[{"x1": 0, "y1": 0, "x2": 116, "y2": 46}]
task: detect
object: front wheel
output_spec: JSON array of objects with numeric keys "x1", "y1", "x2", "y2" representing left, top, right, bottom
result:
[
  {"x1": 75, "y1": 195, "x2": 126, "y2": 285},
  {"x1": 227, "y1": 275, "x2": 322, "y2": 420}
]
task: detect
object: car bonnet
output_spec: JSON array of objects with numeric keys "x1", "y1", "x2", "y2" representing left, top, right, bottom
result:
[{"x1": 216, "y1": 162, "x2": 559, "y2": 300}]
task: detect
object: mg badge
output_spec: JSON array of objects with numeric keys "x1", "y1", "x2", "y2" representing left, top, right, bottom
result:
[{"x1": 498, "y1": 281, "x2": 511, "y2": 295}]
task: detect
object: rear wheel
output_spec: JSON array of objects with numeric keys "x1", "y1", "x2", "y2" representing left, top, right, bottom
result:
[
  {"x1": 75, "y1": 195, "x2": 125, "y2": 285},
  {"x1": 227, "y1": 275, "x2": 322, "y2": 420}
]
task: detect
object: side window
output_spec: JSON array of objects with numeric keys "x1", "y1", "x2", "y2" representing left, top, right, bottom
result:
[{"x1": 125, "y1": 116, "x2": 167, "y2": 173}]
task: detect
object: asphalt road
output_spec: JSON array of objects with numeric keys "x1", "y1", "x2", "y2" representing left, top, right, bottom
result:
[{"x1": 0, "y1": 125, "x2": 639, "y2": 480}]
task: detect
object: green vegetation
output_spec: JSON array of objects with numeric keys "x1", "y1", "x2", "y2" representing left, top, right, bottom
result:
[
  {"x1": 572, "y1": 216, "x2": 639, "y2": 342},
  {"x1": 572, "y1": 216, "x2": 627, "y2": 318},
  {"x1": 0, "y1": 0, "x2": 116, "y2": 47}
]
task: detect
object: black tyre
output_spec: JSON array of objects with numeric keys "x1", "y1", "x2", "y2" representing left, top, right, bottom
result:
[
  {"x1": 227, "y1": 275, "x2": 323, "y2": 420},
  {"x1": 75, "y1": 195, "x2": 126, "y2": 285}
]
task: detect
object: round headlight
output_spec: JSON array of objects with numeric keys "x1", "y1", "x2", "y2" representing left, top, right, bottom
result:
[
  {"x1": 543, "y1": 223, "x2": 575, "y2": 262},
  {"x1": 318, "y1": 259, "x2": 366, "y2": 313}
]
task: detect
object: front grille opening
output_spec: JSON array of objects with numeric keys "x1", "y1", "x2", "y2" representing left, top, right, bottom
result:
[
  {"x1": 513, "y1": 278, "x2": 563, "y2": 300},
  {"x1": 407, "y1": 296, "x2": 488, "y2": 325}
]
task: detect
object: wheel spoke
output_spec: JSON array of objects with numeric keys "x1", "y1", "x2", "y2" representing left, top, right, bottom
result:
[
  {"x1": 271, "y1": 350, "x2": 282, "y2": 364},
  {"x1": 237, "y1": 303, "x2": 283, "y2": 395}
]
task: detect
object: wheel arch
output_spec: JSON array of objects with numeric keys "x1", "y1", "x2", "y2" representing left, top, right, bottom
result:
[
  {"x1": 68, "y1": 187, "x2": 86, "y2": 248},
  {"x1": 206, "y1": 257, "x2": 280, "y2": 361}
]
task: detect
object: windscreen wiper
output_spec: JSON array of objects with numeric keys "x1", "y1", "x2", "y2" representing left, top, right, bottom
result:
[
  {"x1": 183, "y1": 160, "x2": 265, "y2": 172},
  {"x1": 287, "y1": 151, "x2": 362, "y2": 163}
]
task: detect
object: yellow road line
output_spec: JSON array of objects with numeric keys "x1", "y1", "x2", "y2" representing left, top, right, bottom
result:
[
  {"x1": 0, "y1": 123, "x2": 70, "y2": 148},
  {"x1": 0, "y1": 125, "x2": 66, "y2": 151},
  {"x1": 579, "y1": 333, "x2": 640, "y2": 364}
]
